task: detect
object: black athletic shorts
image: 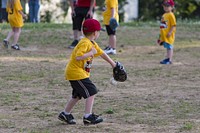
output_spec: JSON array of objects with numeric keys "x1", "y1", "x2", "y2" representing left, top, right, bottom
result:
[
  {"x1": 73, "y1": 7, "x2": 94, "y2": 31},
  {"x1": 105, "y1": 25, "x2": 116, "y2": 35},
  {"x1": 69, "y1": 78, "x2": 98, "y2": 99}
]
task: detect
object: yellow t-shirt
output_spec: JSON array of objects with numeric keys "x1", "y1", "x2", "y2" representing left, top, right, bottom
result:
[
  {"x1": 160, "y1": 12, "x2": 176, "y2": 45},
  {"x1": 65, "y1": 37, "x2": 104, "y2": 80},
  {"x1": 6, "y1": 0, "x2": 24, "y2": 27},
  {"x1": 103, "y1": 0, "x2": 119, "y2": 25}
]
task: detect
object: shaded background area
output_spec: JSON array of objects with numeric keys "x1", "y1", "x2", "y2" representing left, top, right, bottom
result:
[{"x1": 1, "y1": 0, "x2": 200, "y2": 23}]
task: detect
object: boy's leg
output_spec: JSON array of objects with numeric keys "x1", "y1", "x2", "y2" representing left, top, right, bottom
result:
[
  {"x1": 58, "y1": 97, "x2": 79, "y2": 124},
  {"x1": 13, "y1": 27, "x2": 21, "y2": 45},
  {"x1": 85, "y1": 95, "x2": 95, "y2": 115},
  {"x1": 64, "y1": 97, "x2": 79, "y2": 113},
  {"x1": 3, "y1": 28, "x2": 14, "y2": 48},
  {"x1": 109, "y1": 35, "x2": 116, "y2": 49},
  {"x1": 10, "y1": 27, "x2": 21, "y2": 50},
  {"x1": 67, "y1": 79, "x2": 103, "y2": 125},
  {"x1": 6, "y1": 28, "x2": 15, "y2": 41},
  {"x1": 167, "y1": 49, "x2": 173, "y2": 62},
  {"x1": 83, "y1": 95, "x2": 103, "y2": 125}
]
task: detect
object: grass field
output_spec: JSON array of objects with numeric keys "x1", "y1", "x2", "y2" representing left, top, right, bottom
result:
[{"x1": 0, "y1": 21, "x2": 200, "y2": 133}]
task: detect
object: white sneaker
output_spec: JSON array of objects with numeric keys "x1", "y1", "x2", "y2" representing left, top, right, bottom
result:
[{"x1": 104, "y1": 47, "x2": 116, "y2": 55}]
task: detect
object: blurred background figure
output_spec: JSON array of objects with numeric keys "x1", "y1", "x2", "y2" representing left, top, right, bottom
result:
[
  {"x1": 68, "y1": 0, "x2": 96, "y2": 49},
  {"x1": 3, "y1": 0, "x2": 27, "y2": 50},
  {"x1": 28, "y1": 0, "x2": 40, "y2": 23},
  {"x1": 0, "y1": 0, "x2": 8, "y2": 23}
]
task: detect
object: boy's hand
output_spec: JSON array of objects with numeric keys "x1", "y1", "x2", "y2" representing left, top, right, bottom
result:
[
  {"x1": 167, "y1": 32, "x2": 171, "y2": 38},
  {"x1": 23, "y1": 14, "x2": 28, "y2": 20}
]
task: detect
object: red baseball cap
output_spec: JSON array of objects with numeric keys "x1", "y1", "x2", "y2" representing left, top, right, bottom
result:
[
  {"x1": 82, "y1": 19, "x2": 101, "y2": 33},
  {"x1": 163, "y1": 0, "x2": 174, "y2": 6}
]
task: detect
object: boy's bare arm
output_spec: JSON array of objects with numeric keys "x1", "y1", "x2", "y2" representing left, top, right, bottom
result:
[
  {"x1": 76, "y1": 47, "x2": 97, "y2": 61},
  {"x1": 19, "y1": 10, "x2": 27, "y2": 18},
  {"x1": 100, "y1": 53, "x2": 116, "y2": 68}
]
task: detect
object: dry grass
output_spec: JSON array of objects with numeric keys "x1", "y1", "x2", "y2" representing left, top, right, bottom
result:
[{"x1": 0, "y1": 22, "x2": 200, "y2": 133}]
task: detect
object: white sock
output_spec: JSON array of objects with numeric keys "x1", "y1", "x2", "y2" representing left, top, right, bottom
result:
[
  {"x1": 84, "y1": 113, "x2": 91, "y2": 118},
  {"x1": 64, "y1": 111, "x2": 70, "y2": 115}
]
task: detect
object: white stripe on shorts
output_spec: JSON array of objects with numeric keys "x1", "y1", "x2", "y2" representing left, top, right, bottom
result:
[{"x1": 77, "y1": 80, "x2": 90, "y2": 98}]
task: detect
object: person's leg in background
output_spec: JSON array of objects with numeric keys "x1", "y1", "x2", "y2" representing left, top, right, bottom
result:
[
  {"x1": 104, "y1": 25, "x2": 117, "y2": 55},
  {"x1": 68, "y1": 7, "x2": 84, "y2": 49},
  {"x1": 28, "y1": 0, "x2": 34, "y2": 22},
  {"x1": 34, "y1": 0, "x2": 40, "y2": 23},
  {"x1": 0, "y1": 8, "x2": 2, "y2": 23}
]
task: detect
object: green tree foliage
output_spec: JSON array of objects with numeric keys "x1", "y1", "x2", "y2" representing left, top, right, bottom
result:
[
  {"x1": 20, "y1": 0, "x2": 200, "y2": 22},
  {"x1": 139, "y1": 0, "x2": 200, "y2": 21},
  {"x1": 38, "y1": 0, "x2": 127, "y2": 22},
  {"x1": 175, "y1": 0, "x2": 200, "y2": 19},
  {"x1": 40, "y1": 0, "x2": 69, "y2": 23}
]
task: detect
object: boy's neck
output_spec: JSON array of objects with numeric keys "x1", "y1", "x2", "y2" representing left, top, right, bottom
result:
[
  {"x1": 165, "y1": 11, "x2": 172, "y2": 13},
  {"x1": 85, "y1": 35, "x2": 95, "y2": 41}
]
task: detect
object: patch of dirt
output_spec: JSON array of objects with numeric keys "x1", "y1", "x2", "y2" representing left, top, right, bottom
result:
[{"x1": 0, "y1": 26, "x2": 200, "y2": 133}]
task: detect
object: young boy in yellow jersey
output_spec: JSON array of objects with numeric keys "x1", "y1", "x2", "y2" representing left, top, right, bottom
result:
[
  {"x1": 2, "y1": 0, "x2": 26, "y2": 50},
  {"x1": 103, "y1": 0, "x2": 119, "y2": 55},
  {"x1": 158, "y1": 0, "x2": 176, "y2": 64},
  {"x1": 58, "y1": 19, "x2": 116, "y2": 125}
]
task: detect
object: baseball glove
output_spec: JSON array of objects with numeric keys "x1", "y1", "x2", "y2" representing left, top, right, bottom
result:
[
  {"x1": 109, "y1": 18, "x2": 119, "y2": 31},
  {"x1": 113, "y1": 62, "x2": 127, "y2": 82},
  {"x1": 157, "y1": 39, "x2": 164, "y2": 46}
]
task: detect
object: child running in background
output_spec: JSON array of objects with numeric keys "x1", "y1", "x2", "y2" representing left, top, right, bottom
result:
[
  {"x1": 1, "y1": 0, "x2": 8, "y2": 23},
  {"x1": 58, "y1": 19, "x2": 116, "y2": 125},
  {"x1": 103, "y1": 0, "x2": 119, "y2": 55},
  {"x1": 158, "y1": 0, "x2": 176, "y2": 64},
  {"x1": 2, "y1": 0, "x2": 26, "y2": 50}
]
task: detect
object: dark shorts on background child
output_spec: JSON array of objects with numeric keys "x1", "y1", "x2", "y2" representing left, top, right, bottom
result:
[
  {"x1": 106, "y1": 25, "x2": 116, "y2": 35},
  {"x1": 69, "y1": 78, "x2": 98, "y2": 99},
  {"x1": 73, "y1": 7, "x2": 94, "y2": 31}
]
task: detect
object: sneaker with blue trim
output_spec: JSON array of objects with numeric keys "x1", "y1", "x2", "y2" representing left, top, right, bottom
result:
[
  {"x1": 2, "y1": 39, "x2": 9, "y2": 48},
  {"x1": 83, "y1": 113, "x2": 103, "y2": 125},
  {"x1": 104, "y1": 46, "x2": 110, "y2": 50},
  {"x1": 58, "y1": 112, "x2": 76, "y2": 124},
  {"x1": 104, "y1": 47, "x2": 116, "y2": 55},
  {"x1": 11, "y1": 44, "x2": 20, "y2": 50},
  {"x1": 160, "y1": 58, "x2": 172, "y2": 64}
]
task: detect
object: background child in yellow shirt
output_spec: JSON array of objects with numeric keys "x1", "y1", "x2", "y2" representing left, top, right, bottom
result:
[
  {"x1": 103, "y1": 0, "x2": 119, "y2": 55},
  {"x1": 3, "y1": 0, "x2": 26, "y2": 50},
  {"x1": 158, "y1": 0, "x2": 176, "y2": 64}
]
